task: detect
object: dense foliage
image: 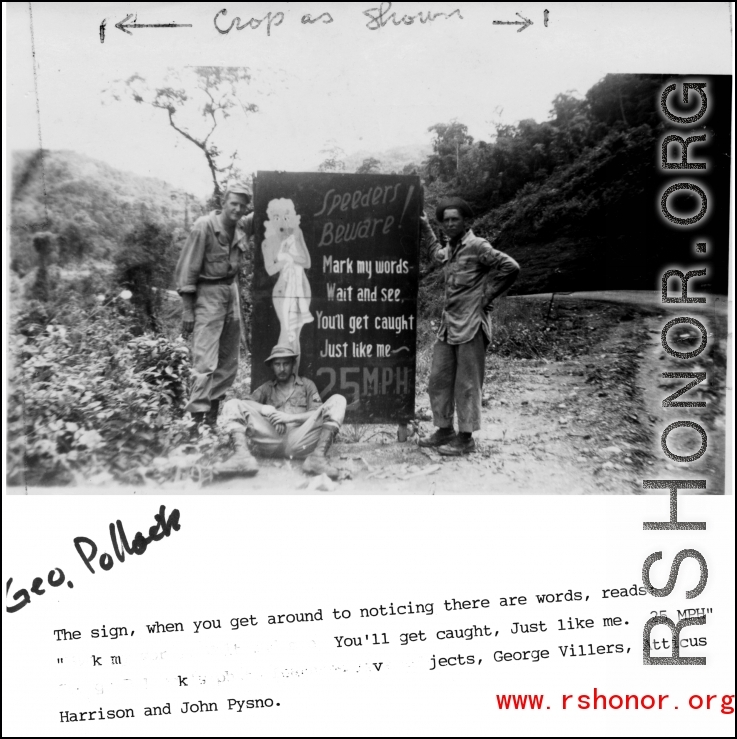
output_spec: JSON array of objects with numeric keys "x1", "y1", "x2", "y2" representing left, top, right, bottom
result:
[
  {"x1": 115, "y1": 222, "x2": 182, "y2": 333},
  {"x1": 6, "y1": 299, "x2": 219, "y2": 487},
  {"x1": 10, "y1": 149, "x2": 200, "y2": 275},
  {"x1": 414, "y1": 74, "x2": 677, "y2": 293},
  {"x1": 419, "y1": 76, "x2": 668, "y2": 213},
  {"x1": 9, "y1": 72, "x2": 718, "y2": 486}
]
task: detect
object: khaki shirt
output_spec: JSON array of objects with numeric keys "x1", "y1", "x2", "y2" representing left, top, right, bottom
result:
[
  {"x1": 424, "y1": 225, "x2": 520, "y2": 345},
  {"x1": 175, "y1": 211, "x2": 254, "y2": 294},
  {"x1": 249, "y1": 375, "x2": 323, "y2": 415}
]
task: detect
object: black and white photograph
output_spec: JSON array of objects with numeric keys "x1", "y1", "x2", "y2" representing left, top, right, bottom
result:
[
  {"x1": 5, "y1": 10, "x2": 730, "y2": 495},
  {"x1": 3, "y1": 3, "x2": 734, "y2": 737}
]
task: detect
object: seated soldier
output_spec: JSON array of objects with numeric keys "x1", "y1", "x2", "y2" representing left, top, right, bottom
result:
[{"x1": 217, "y1": 345, "x2": 347, "y2": 479}]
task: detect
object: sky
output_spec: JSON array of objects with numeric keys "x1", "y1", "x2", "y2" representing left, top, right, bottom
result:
[{"x1": 6, "y1": 2, "x2": 734, "y2": 198}]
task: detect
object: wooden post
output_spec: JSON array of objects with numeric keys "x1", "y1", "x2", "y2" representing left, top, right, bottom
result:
[{"x1": 545, "y1": 292, "x2": 556, "y2": 322}]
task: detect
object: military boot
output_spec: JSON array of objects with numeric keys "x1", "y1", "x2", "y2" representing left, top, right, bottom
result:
[
  {"x1": 418, "y1": 427, "x2": 456, "y2": 448},
  {"x1": 189, "y1": 412, "x2": 207, "y2": 439},
  {"x1": 205, "y1": 398, "x2": 221, "y2": 429},
  {"x1": 303, "y1": 426, "x2": 339, "y2": 480},
  {"x1": 216, "y1": 429, "x2": 259, "y2": 476}
]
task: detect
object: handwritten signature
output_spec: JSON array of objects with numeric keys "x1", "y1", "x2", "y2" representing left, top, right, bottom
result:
[{"x1": 6, "y1": 505, "x2": 181, "y2": 614}]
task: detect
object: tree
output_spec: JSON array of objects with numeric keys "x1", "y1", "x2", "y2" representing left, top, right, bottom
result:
[
  {"x1": 586, "y1": 73, "x2": 667, "y2": 129},
  {"x1": 30, "y1": 232, "x2": 57, "y2": 303},
  {"x1": 356, "y1": 157, "x2": 382, "y2": 174},
  {"x1": 57, "y1": 221, "x2": 91, "y2": 264},
  {"x1": 425, "y1": 121, "x2": 474, "y2": 181},
  {"x1": 107, "y1": 67, "x2": 258, "y2": 203},
  {"x1": 115, "y1": 222, "x2": 178, "y2": 333},
  {"x1": 318, "y1": 141, "x2": 346, "y2": 172}
]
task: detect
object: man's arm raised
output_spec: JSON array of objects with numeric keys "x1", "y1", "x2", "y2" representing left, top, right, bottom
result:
[{"x1": 420, "y1": 213, "x2": 447, "y2": 264}]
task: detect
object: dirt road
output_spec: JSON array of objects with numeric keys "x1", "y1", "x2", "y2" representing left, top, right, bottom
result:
[
  {"x1": 21, "y1": 292, "x2": 727, "y2": 495},
  {"x1": 190, "y1": 291, "x2": 727, "y2": 495}
]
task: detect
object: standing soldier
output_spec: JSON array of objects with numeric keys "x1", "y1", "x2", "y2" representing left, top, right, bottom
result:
[
  {"x1": 419, "y1": 197, "x2": 520, "y2": 455},
  {"x1": 175, "y1": 183, "x2": 254, "y2": 428}
]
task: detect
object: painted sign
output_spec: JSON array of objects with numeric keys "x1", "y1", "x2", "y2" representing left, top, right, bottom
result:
[{"x1": 251, "y1": 171, "x2": 422, "y2": 423}]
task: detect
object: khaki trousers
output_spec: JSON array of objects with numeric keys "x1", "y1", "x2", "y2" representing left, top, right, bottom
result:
[
  {"x1": 185, "y1": 282, "x2": 241, "y2": 413},
  {"x1": 428, "y1": 329, "x2": 488, "y2": 433},
  {"x1": 221, "y1": 395, "x2": 347, "y2": 459}
]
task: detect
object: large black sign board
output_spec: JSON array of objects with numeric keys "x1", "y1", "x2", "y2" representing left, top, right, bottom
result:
[{"x1": 251, "y1": 171, "x2": 422, "y2": 424}]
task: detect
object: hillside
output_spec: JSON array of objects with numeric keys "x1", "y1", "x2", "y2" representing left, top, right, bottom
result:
[
  {"x1": 418, "y1": 74, "x2": 732, "y2": 296},
  {"x1": 10, "y1": 150, "x2": 203, "y2": 274},
  {"x1": 343, "y1": 144, "x2": 431, "y2": 174},
  {"x1": 474, "y1": 124, "x2": 660, "y2": 294}
]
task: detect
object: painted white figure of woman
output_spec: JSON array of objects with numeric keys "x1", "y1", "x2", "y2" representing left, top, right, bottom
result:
[{"x1": 262, "y1": 198, "x2": 314, "y2": 359}]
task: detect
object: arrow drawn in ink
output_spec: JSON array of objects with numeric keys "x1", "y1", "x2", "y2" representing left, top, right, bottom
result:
[
  {"x1": 492, "y1": 12, "x2": 533, "y2": 32},
  {"x1": 114, "y1": 14, "x2": 193, "y2": 36}
]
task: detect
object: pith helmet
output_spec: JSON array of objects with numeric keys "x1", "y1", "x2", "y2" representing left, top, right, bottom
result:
[{"x1": 265, "y1": 345, "x2": 299, "y2": 364}]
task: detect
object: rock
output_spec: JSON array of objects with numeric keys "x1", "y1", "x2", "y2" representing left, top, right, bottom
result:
[
  {"x1": 601, "y1": 446, "x2": 623, "y2": 456},
  {"x1": 299, "y1": 473, "x2": 338, "y2": 492},
  {"x1": 601, "y1": 461, "x2": 615, "y2": 470}
]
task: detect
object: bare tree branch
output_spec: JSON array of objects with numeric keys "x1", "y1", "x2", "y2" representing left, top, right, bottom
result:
[{"x1": 108, "y1": 67, "x2": 258, "y2": 202}]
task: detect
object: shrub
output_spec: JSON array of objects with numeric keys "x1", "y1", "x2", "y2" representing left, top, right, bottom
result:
[
  {"x1": 115, "y1": 222, "x2": 178, "y2": 333},
  {"x1": 6, "y1": 305, "x2": 206, "y2": 487}
]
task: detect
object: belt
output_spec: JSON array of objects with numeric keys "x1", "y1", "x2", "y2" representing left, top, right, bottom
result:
[{"x1": 198, "y1": 275, "x2": 236, "y2": 286}]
